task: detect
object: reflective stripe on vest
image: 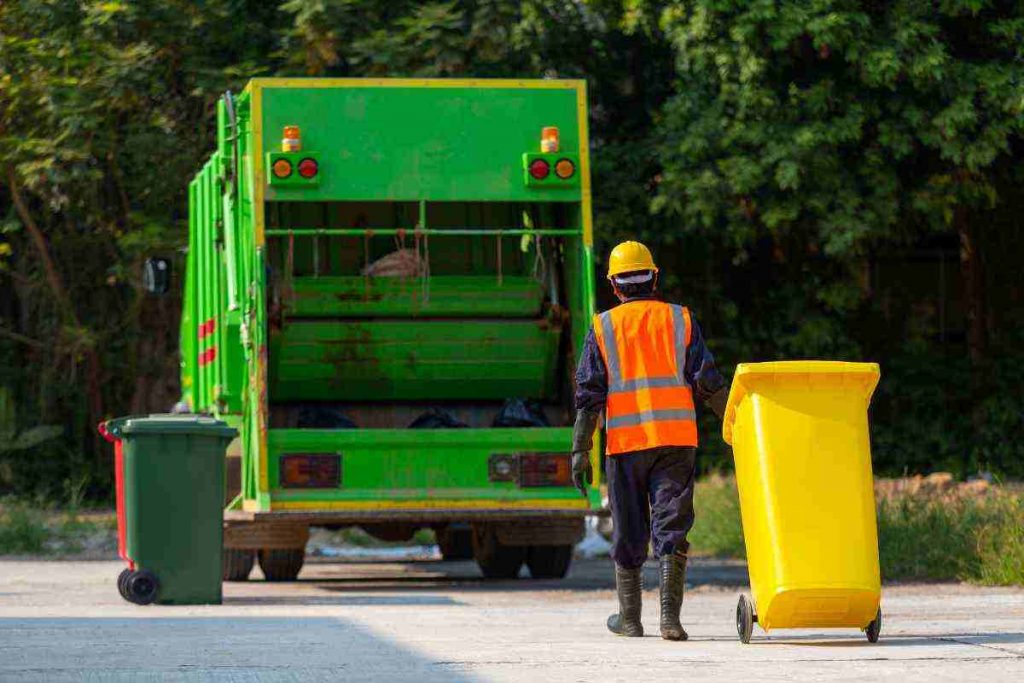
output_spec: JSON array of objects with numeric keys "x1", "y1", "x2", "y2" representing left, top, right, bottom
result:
[{"x1": 593, "y1": 301, "x2": 698, "y2": 454}]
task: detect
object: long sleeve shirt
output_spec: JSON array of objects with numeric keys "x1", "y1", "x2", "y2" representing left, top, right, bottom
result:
[{"x1": 574, "y1": 297, "x2": 726, "y2": 413}]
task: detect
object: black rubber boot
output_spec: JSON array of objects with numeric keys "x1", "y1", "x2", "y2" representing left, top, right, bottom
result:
[
  {"x1": 607, "y1": 565, "x2": 644, "y2": 637},
  {"x1": 659, "y1": 550, "x2": 688, "y2": 641}
]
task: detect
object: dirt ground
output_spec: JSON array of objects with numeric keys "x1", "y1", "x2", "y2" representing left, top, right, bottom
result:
[{"x1": 1, "y1": 556, "x2": 1023, "y2": 681}]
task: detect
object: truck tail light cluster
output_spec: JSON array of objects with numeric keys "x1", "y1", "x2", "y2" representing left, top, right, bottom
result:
[
  {"x1": 523, "y1": 126, "x2": 578, "y2": 188},
  {"x1": 519, "y1": 453, "x2": 572, "y2": 487},
  {"x1": 280, "y1": 453, "x2": 341, "y2": 488},
  {"x1": 488, "y1": 453, "x2": 572, "y2": 487},
  {"x1": 268, "y1": 125, "x2": 320, "y2": 185}
]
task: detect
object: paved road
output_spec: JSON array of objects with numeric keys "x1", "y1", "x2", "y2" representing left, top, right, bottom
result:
[{"x1": 1, "y1": 556, "x2": 1023, "y2": 681}]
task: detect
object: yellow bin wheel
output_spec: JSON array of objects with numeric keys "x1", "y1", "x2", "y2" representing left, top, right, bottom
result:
[
  {"x1": 864, "y1": 608, "x2": 882, "y2": 643},
  {"x1": 736, "y1": 594, "x2": 755, "y2": 644}
]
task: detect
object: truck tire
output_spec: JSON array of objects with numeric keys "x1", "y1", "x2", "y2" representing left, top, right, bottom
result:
[
  {"x1": 526, "y1": 544, "x2": 573, "y2": 579},
  {"x1": 258, "y1": 549, "x2": 305, "y2": 581},
  {"x1": 223, "y1": 549, "x2": 255, "y2": 581},
  {"x1": 472, "y1": 526, "x2": 525, "y2": 579},
  {"x1": 437, "y1": 525, "x2": 474, "y2": 561}
]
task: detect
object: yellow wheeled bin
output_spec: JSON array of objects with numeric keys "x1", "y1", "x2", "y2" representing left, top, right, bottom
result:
[{"x1": 723, "y1": 361, "x2": 882, "y2": 643}]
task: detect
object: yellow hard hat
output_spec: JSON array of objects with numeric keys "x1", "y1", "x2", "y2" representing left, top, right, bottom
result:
[{"x1": 607, "y1": 241, "x2": 658, "y2": 279}]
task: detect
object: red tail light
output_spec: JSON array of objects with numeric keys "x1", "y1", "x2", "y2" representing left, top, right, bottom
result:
[
  {"x1": 519, "y1": 453, "x2": 572, "y2": 487},
  {"x1": 298, "y1": 158, "x2": 319, "y2": 179},
  {"x1": 280, "y1": 454, "x2": 341, "y2": 488},
  {"x1": 528, "y1": 159, "x2": 550, "y2": 180}
]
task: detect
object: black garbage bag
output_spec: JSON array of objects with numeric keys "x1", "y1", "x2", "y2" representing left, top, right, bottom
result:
[
  {"x1": 296, "y1": 406, "x2": 357, "y2": 429},
  {"x1": 408, "y1": 408, "x2": 468, "y2": 429},
  {"x1": 492, "y1": 399, "x2": 550, "y2": 428}
]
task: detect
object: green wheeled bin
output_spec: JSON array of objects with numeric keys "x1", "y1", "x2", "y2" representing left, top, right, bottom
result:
[{"x1": 99, "y1": 414, "x2": 236, "y2": 605}]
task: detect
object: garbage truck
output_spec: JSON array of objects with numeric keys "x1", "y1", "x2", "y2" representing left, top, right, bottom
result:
[{"x1": 171, "y1": 78, "x2": 600, "y2": 581}]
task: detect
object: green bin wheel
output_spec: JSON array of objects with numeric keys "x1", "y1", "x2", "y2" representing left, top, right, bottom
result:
[
  {"x1": 258, "y1": 549, "x2": 305, "y2": 581},
  {"x1": 472, "y1": 526, "x2": 525, "y2": 579},
  {"x1": 117, "y1": 568, "x2": 132, "y2": 600},
  {"x1": 223, "y1": 549, "x2": 255, "y2": 581},
  {"x1": 525, "y1": 545, "x2": 573, "y2": 579},
  {"x1": 865, "y1": 608, "x2": 882, "y2": 643},
  {"x1": 125, "y1": 570, "x2": 159, "y2": 605},
  {"x1": 736, "y1": 594, "x2": 755, "y2": 644}
]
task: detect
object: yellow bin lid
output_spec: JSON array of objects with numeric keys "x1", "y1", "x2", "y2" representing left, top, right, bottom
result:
[{"x1": 722, "y1": 360, "x2": 880, "y2": 445}]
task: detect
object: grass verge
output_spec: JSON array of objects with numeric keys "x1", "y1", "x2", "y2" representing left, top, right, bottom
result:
[
  {"x1": 0, "y1": 498, "x2": 116, "y2": 557},
  {"x1": 878, "y1": 492, "x2": 1024, "y2": 585},
  {"x1": 689, "y1": 473, "x2": 745, "y2": 558}
]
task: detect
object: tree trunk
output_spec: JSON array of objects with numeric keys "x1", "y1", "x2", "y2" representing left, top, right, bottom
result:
[
  {"x1": 956, "y1": 206, "x2": 987, "y2": 365},
  {"x1": 5, "y1": 167, "x2": 105, "y2": 459},
  {"x1": 956, "y1": 205, "x2": 986, "y2": 475},
  {"x1": 5, "y1": 168, "x2": 75, "y2": 320}
]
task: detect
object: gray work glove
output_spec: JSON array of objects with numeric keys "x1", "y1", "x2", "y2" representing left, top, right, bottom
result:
[
  {"x1": 707, "y1": 386, "x2": 729, "y2": 421},
  {"x1": 571, "y1": 410, "x2": 600, "y2": 497},
  {"x1": 571, "y1": 452, "x2": 592, "y2": 498}
]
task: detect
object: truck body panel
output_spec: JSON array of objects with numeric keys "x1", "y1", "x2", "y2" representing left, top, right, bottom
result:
[{"x1": 182, "y1": 79, "x2": 599, "y2": 556}]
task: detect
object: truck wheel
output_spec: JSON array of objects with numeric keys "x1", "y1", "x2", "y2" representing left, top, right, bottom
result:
[
  {"x1": 223, "y1": 549, "x2": 255, "y2": 581},
  {"x1": 258, "y1": 549, "x2": 305, "y2": 581},
  {"x1": 125, "y1": 570, "x2": 159, "y2": 605},
  {"x1": 472, "y1": 526, "x2": 525, "y2": 579},
  {"x1": 526, "y1": 544, "x2": 573, "y2": 579},
  {"x1": 437, "y1": 525, "x2": 474, "y2": 561}
]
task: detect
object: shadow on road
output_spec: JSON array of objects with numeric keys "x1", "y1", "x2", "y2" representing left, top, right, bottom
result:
[
  {"x1": 274, "y1": 556, "x2": 749, "y2": 596},
  {"x1": 217, "y1": 557, "x2": 749, "y2": 607},
  {"x1": 224, "y1": 594, "x2": 462, "y2": 606},
  {"x1": 742, "y1": 631, "x2": 1024, "y2": 648},
  {"x1": 0, "y1": 617, "x2": 480, "y2": 681}
]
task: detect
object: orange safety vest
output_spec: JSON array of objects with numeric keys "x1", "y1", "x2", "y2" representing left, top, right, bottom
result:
[{"x1": 592, "y1": 300, "x2": 698, "y2": 455}]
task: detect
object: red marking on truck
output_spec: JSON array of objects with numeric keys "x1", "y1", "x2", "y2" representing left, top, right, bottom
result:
[
  {"x1": 199, "y1": 346, "x2": 217, "y2": 366},
  {"x1": 197, "y1": 318, "x2": 216, "y2": 339}
]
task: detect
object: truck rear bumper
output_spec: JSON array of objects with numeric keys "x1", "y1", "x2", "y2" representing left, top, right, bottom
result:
[
  {"x1": 223, "y1": 509, "x2": 604, "y2": 550},
  {"x1": 225, "y1": 507, "x2": 607, "y2": 525}
]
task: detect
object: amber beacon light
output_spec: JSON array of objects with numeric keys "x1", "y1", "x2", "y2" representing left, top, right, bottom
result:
[
  {"x1": 540, "y1": 126, "x2": 560, "y2": 153},
  {"x1": 282, "y1": 125, "x2": 302, "y2": 152}
]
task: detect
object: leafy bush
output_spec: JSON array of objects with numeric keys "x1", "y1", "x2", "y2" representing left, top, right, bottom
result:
[
  {"x1": 879, "y1": 493, "x2": 1024, "y2": 585},
  {"x1": 0, "y1": 499, "x2": 48, "y2": 554},
  {"x1": 689, "y1": 474, "x2": 745, "y2": 558}
]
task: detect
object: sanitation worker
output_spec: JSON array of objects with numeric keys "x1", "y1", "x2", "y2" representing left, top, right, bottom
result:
[{"x1": 571, "y1": 240, "x2": 728, "y2": 641}]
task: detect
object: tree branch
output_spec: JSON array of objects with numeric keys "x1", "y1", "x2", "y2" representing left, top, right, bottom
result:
[{"x1": 4, "y1": 166, "x2": 78, "y2": 324}]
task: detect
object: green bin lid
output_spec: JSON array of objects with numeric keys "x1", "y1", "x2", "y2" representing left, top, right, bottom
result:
[{"x1": 120, "y1": 414, "x2": 238, "y2": 438}]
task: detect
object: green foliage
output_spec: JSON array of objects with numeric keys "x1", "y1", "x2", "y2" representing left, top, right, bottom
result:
[
  {"x1": 688, "y1": 473, "x2": 745, "y2": 558},
  {"x1": 0, "y1": 499, "x2": 48, "y2": 554},
  {"x1": 654, "y1": 0, "x2": 1024, "y2": 246},
  {"x1": 0, "y1": 499, "x2": 116, "y2": 557},
  {"x1": 878, "y1": 493, "x2": 1024, "y2": 585},
  {"x1": 0, "y1": 0, "x2": 1022, "y2": 500}
]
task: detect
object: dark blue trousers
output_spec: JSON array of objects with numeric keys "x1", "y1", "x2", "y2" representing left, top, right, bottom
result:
[{"x1": 607, "y1": 446, "x2": 696, "y2": 569}]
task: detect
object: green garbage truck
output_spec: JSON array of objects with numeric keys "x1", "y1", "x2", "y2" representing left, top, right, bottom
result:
[{"x1": 174, "y1": 78, "x2": 599, "y2": 581}]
